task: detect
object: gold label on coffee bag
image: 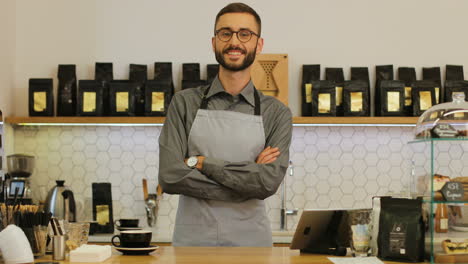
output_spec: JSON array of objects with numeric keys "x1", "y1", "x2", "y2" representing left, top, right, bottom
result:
[
  {"x1": 96, "y1": 205, "x2": 109, "y2": 225},
  {"x1": 318, "y1": 93, "x2": 331, "y2": 114},
  {"x1": 350, "y1": 92, "x2": 363, "y2": 112},
  {"x1": 305, "y1": 84, "x2": 312, "y2": 103},
  {"x1": 152, "y1": 92, "x2": 165, "y2": 112},
  {"x1": 83, "y1": 92, "x2": 96, "y2": 112},
  {"x1": 404, "y1": 87, "x2": 412, "y2": 106},
  {"x1": 435, "y1": 87, "x2": 440, "y2": 104},
  {"x1": 33, "y1": 92, "x2": 47, "y2": 112},
  {"x1": 419, "y1": 91, "x2": 432, "y2": 111},
  {"x1": 116, "y1": 92, "x2": 129, "y2": 112},
  {"x1": 387, "y1": 91, "x2": 400, "y2": 112},
  {"x1": 336, "y1": 87, "x2": 343, "y2": 106}
]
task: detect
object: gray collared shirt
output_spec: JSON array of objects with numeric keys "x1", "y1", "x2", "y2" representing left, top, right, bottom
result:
[{"x1": 158, "y1": 76, "x2": 292, "y2": 202}]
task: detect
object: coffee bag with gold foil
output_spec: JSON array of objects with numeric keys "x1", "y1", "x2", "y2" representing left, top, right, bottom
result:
[
  {"x1": 343, "y1": 80, "x2": 370, "y2": 116},
  {"x1": 91, "y1": 183, "x2": 114, "y2": 234},
  {"x1": 325, "y1": 68, "x2": 345, "y2": 116},
  {"x1": 145, "y1": 80, "x2": 172, "y2": 116},
  {"x1": 301, "y1": 64, "x2": 320, "y2": 116},
  {"x1": 109, "y1": 80, "x2": 137, "y2": 116},
  {"x1": 351, "y1": 67, "x2": 370, "y2": 115},
  {"x1": 29, "y1": 78, "x2": 54, "y2": 116},
  {"x1": 379, "y1": 80, "x2": 405, "y2": 116},
  {"x1": 422, "y1": 67, "x2": 441, "y2": 103},
  {"x1": 411, "y1": 80, "x2": 437, "y2": 116},
  {"x1": 312, "y1": 80, "x2": 336, "y2": 116},
  {"x1": 375, "y1": 65, "x2": 394, "y2": 116},
  {"x1": 129, "y1": 64, "x2": 148, "y2": 116},
  {"x1": 398, "y1": 67, "x2": 416, "y2": 116},
  {"x1": 77, "y1": 80, "x2": 103, "y2": 116}
]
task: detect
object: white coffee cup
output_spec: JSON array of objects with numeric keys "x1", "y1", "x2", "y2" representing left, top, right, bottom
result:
[{"x1": 0, "y1": 225, "x2": 34, "y2": 264}]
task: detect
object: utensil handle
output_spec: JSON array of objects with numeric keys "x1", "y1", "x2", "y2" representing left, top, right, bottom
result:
[
  {"x1": 142, "y1": 179, "x2": 148, "y2": 201},
  {"x1": 111, "y1": 235, "x2": 121, "y2": 247}
]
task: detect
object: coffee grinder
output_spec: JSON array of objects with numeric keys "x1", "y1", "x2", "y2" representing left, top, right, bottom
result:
[{"x1": 4, "y1": 154, "x2": 35, "y2": 205}]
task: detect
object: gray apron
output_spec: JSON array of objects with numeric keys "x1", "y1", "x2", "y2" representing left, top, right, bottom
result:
[{"x1": 172, "y1": 86, "x2": 272, "y2": 247}]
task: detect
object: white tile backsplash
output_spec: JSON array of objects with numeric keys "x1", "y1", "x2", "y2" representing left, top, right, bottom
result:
[{"x1": 11, "y1": 125, "x2": 455, "y2": 238}]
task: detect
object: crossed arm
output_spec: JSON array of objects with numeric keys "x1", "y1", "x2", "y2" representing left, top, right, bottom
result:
[{"x1": 158, "y1": 94, "x2": 292, "y2": 202}]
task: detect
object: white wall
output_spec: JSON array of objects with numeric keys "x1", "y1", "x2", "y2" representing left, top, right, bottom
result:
[
  {"x1": 13, "y1": 0, "x2": 468, "y2": 116},
  {"x1": 0, "y1": 0, "x2": 15, "y2": 116}
]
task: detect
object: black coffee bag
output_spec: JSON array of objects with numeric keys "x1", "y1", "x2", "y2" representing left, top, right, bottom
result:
[
  {"x1": 444, "y1": 80, "x2": 468, "y2": 103},
  {"x1": 378, "y1": 197, "x2": 424, "y2": 263},
  {"x1": 108, "y1": 80, "x2": 137, "y2": 116},
  {"x1": 145, "y1": 80, "x2": 172, "y2": 116},
  {"x1": 301, "y1": 64, "x2": 320, "y2": 116},
  {"x1": 422, "y1": 67, "x2": 441, "y2": 103},
  {"x1": 343, "y1": 80, "x2": 370, "y2": 116},
  {"x1": 311, "y1": 80, "x2": 336, "y2": 116},
  {"x1": 375, "y1": 65, "x2": 394, "y2": 116},
  {"x1": 379, "y1": 80, "x2": 405, "y2": 116},
  {"x1": 182, "y1": 63, "x2": 205, "y2": 89},
  {"x1": 207, "y1": 64, "x2": 219, "y2": 84},
  {"x1": 95, "y1": 62, "x2": 113, "y2": 115},
  {"x1": 446, "y1": 64, "x2": 464, "y2": 81},
  {"x1": 29, "y1": 78, "x2": 54, "y2": 116},
  {"x1": 398, "y1": 67, "x2": 416, "y2": 116},
  {"x1": 154, "y1": 62, "x2": 174, "y2": 96},
  {"x1": 77, "y1": 80, "x2": 103, "y2": 116},
  {"x1": 129, "y1": 64, "x2": 148, "y2": 116},
  {"x1": 411, "y1": 80, "x2": 437, "y2": 116},
  {"x1": 57, "y1": 64, "x2": 77, "y2": 116},
  {"x1": 325, "y1": 68, "x2": 345, "y2": 116}
]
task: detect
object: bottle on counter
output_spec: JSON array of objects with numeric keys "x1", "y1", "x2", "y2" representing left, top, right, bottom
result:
[{"x1": 435, "y1": 203, "x2": 448, "y2": 233}]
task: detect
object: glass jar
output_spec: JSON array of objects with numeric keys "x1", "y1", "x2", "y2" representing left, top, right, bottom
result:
[{"x1": 415, "y1": 93, "x2": 468, "y2": 139}]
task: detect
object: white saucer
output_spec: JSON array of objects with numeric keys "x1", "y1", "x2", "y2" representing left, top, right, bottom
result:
[{"x1": 114, "y1": 246, "x2": 159, "y2": 255}]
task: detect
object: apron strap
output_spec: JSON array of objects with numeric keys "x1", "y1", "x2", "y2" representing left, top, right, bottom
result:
[{"x1": 200, "y1": 85, "x2": 261, "y2": 116}]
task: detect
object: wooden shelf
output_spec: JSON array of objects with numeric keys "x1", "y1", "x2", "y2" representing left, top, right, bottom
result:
[
  {"x1": 5, "y1": 116, "x2": 419, "y2": 126},
  {"x1": 293, "y1": 116, "x2": 419, "y2": 125},
  {"x1": 5, "y1": 116, "x2": 166, "y2": 124}
]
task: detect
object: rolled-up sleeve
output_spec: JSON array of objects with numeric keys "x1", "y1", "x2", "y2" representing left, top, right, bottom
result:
[
  {"x1": 158, "y1": 93, "x2": 245, "y2": 202},
  {"x1": 201, "y1": 105, "x2": 292, "y2": 200}
]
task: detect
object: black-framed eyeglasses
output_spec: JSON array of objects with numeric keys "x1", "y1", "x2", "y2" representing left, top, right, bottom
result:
[{"x1": 215, "y1": 29, "x2": 259, "y2": 43}]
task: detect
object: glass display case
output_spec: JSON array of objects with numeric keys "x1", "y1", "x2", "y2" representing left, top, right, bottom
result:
[{"x1": 409, "y1": 94, "x2": 468, "y2": 263}]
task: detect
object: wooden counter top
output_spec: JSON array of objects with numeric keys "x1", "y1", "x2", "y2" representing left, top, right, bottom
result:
[{"x1": 33, "y1": 246, "x2": 424, "y2": 264}]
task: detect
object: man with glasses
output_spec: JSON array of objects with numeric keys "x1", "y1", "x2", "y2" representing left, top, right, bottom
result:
[{"x1": 159, "y1": 2, "x2": 292, "y2": 247}]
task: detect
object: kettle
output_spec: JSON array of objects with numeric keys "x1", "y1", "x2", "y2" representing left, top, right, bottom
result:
[{"x1": 44, "y1": 180, "x2": 76, "y2": 222}]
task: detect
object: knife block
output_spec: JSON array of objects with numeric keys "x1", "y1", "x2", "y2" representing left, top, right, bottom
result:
[{"x1": 251, "y1": 54, "x2": 288, "y2": 106}]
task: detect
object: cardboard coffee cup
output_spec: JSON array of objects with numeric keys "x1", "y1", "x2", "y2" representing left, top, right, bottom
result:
[
  {"x1": 111, "y1": 230, "x2": 152, "y2": 248},
  {"x1": 114, "y1": 219, "x2": 139, "y2": 228}
]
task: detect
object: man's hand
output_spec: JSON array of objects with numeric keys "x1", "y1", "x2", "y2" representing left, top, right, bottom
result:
[{"x1": 256, "y1": 146, "x2": 280, "y2": 164}]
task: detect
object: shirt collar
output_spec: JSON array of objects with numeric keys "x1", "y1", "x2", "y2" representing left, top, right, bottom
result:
[{"x1": 207, "y1": 76, "x2": 256, "y2": 107}]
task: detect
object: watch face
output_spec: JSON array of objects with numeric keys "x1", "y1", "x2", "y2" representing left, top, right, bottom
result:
[{"x1": 187, "y1": 156, "x2": 198, "y2": 167}]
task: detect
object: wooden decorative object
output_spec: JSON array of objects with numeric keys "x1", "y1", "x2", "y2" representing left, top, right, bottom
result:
[{"x1": 251, "y1": 54, "x2": 288, "y2": 106}]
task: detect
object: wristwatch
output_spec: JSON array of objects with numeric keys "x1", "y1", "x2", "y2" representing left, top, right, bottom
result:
[{"x1": 186, "y1": 156, "x2": 199, "y2": 169}]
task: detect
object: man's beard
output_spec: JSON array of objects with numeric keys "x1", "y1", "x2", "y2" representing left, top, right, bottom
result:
[{"x1": 215, "y1": 45, "x2": 257, "y2": 72}]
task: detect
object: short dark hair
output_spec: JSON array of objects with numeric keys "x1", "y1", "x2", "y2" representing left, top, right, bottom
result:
[{"x1": 215, "y1": 2, "x2": 262, "y2": 36}]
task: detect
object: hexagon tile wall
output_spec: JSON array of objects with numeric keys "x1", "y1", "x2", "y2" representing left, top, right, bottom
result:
[{"x1": 13, "y1": 126, "x2": 419, "y2": 240}]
